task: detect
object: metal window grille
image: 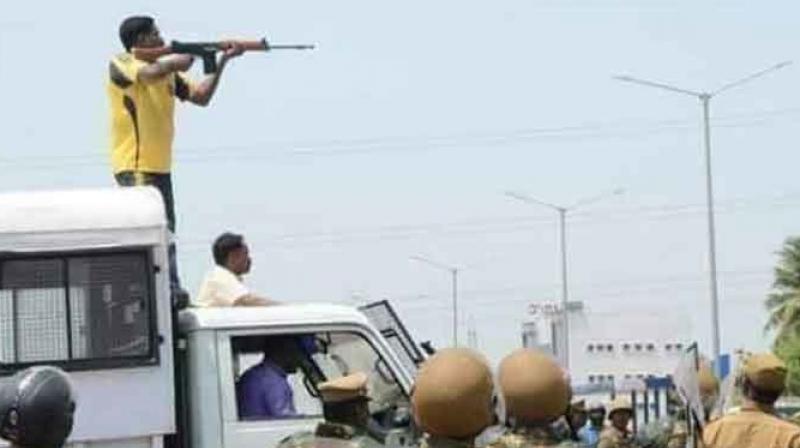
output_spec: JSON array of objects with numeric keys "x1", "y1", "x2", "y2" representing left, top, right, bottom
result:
[{"x1": 0, "y1": 250, "x2": 157, "y2": 371}]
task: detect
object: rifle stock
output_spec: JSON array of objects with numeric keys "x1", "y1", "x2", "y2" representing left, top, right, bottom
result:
[{"x1": 131, "y1": 38, "x2": 314, "y2": 73}]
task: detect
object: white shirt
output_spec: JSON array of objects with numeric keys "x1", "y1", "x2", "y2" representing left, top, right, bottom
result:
[{"x1": 195, "y1": 266, "x2": 250, "y2": 307}]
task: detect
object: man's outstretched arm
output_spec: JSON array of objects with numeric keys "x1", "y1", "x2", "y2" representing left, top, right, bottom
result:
[
  {"x1": 137, "y1": 54, "x2": 195, "y2": 82},
  {"x1": 187, "y1": 44, "x2": 244, "y2": 107}
]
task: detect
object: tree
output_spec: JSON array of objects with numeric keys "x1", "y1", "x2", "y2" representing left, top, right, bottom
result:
[
  {"x1": 774, "y1": 333, "x2": 800, "y2": 396},
  {"x1": 766, "y1": 237, "x2": 800, "y2": 395},
  {"x1": 766, "y1": 237, "x2": 800, "y2": 338}
]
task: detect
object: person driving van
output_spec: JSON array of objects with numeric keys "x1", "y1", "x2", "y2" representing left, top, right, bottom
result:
[{"x1": 237, "y1": 335, "x2": 316, "y2": 419}]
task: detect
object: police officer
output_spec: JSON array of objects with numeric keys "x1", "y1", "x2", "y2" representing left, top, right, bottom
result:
[
  {"x1": 412, "y1": 348, "x2": 495, "y2": 448},
  {"x1": 489, "y1": 348, "x2": 578, "y2": 447},
  {"x1": 0, "y1": 366, "x2": 76, "y2": 448},
  {"x1": 702, "y1": 352, "x2": 800, "y2": 448},
  {"x1": 277, "y1": 372, "x2": 382, "y2": 448},
  {"x1": 598, "y1": 397, "x2": 637, "y2": 448}
]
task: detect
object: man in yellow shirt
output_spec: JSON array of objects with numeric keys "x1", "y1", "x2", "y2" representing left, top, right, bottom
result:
[{"x1": 108, "y1": 15, "x2": 243, "y2": 302}]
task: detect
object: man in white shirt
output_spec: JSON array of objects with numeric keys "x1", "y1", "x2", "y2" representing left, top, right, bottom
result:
[{"x1": 196, "y1": 232, "x2": 276, "y2": 307}]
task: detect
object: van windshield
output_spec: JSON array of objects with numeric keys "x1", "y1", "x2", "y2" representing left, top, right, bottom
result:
[
  {"x1": 232, "y1": 331, "x2": 409, "y2": 424},
  {"x1": 311, "y1": 331, "x2": 406, "y2": 414}
]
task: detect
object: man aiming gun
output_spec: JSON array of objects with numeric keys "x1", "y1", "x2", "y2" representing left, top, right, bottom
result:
[{"x1": 107, "y1": 15, "x2": 243, "y2": 302}]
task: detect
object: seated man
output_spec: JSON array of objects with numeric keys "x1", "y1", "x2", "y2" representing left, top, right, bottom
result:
[
  {"x1": 196, "y1": 232, "x2": 276, "y2": 307},
  {"x1": 237, "y1": 336, "x2": 315, "y2": 419}
]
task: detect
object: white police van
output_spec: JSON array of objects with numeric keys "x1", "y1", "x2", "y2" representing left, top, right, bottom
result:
[{"x1": 0, "y1": 187, "x2": 423, "y2": 448}]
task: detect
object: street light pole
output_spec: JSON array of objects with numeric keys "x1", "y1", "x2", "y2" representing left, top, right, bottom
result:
[
  {"x1": 505, "y1": 188, "x2": 623, "y2": 371},
  {"x1": 558, "y1": 208, "x2": 569, "y2": 369},
  {"x1": 701, "y1": 95, "x2": 722, "y2": 361},
  {"x1": 451, "y1": 268, "x2": 458, "y2": 347},
  {"x1": 613, "y1": 61, "x2": 791, "y2": 368},
  {"x1": 410, "y1": 255, "x2": 460, "y2": 347}
]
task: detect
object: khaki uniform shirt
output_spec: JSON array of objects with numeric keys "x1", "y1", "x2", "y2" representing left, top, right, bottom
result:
[
  {"x1": 702, "y1": 405, "x2": 800, "y2": 448},
  {"x1": 276, "y1": 422, "x2": 383, "y2": 448},
  {"x1": 489, "y1": 425, "x2": 580, "y2": 447},
  {"x1": 597, "y1": 426, "x2": 637, "y2": 448}
]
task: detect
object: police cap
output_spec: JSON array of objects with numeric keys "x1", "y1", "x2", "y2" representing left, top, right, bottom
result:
[
  {"x1": 318, "y1": 372, "x2": 369, "y2": 403},
  {"x1": 743, "y1": 352, "x2": 787, "y2": 392},
  {"x1": 607, "y1": 397, "x2": 633, "y2": 418}
]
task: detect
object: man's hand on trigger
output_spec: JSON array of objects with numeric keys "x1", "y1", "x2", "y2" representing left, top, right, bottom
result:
[{"x1": 221, "y1": 41, "x2": 245, "y2": 62}]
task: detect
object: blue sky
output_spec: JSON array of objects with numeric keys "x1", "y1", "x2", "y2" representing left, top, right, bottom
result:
[{"x1": 2, "y1": 0, "x2": 799, "y2": 364}]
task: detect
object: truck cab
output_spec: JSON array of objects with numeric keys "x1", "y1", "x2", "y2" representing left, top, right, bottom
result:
[
  {"x1": 0, "y1": 187, "x2": 421, "y2": 448},
  {"x1": 179, "y1": 304, "x2": 418, "y2": 448}
]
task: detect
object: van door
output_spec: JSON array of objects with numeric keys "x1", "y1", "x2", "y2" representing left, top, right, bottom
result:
[
  {"x1": 217, "y1": 326, "x2": 413, "y2": 448},
  {"x1": 359, "y1": 300, "x2": 426, "y2": 374}
]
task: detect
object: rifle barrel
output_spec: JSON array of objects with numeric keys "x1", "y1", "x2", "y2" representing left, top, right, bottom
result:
[{"x1": 268, "y1": 44, "x2": 315, "y2": 50}]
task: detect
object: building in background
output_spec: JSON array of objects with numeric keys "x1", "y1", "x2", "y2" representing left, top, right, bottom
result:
[{"x1": 522, "y1": 301, "x2": 693, "y2": 399}]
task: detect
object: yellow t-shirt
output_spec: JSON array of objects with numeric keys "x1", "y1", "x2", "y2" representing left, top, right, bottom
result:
[{"x1": 107, "y1": 53, "x2": 194, "y2": 174}]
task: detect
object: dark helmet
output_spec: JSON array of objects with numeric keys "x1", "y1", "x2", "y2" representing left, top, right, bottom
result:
[{"x1": 0, "y1": 366, "x2": 76, "y2": 448}]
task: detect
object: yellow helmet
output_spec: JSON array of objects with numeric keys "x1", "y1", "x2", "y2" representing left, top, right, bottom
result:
[
  {"x1": 412, "y1": 348, "x2": 494, "y2": 439},
  {"x1": 498, "y1": 349, "x2": 569, "y2": 423}
]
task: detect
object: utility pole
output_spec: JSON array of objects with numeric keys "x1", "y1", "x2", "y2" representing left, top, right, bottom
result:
[
  {"x1": 505, "y1": 188, "x2": 623, "y2": 371},
  {"x1": 614, "y1": 61, "x2": 791, "y2": 368},
  {"x1": 410, "y1": 255, "x2": 461, "y2": 346}
]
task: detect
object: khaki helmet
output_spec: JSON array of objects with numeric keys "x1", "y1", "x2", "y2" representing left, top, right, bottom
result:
[
  {"x1": 697, "y1": 364, "x2": 720, "y2": 399},
  {"x1": 607, "y1": 397, "x2": 633, "y2": 418},
  {"x1": 498, "y1": 348, "x2": 569, "y2": 423},
  {"x1": 412, "y1": 348, "x2": 494, "y2": 439}
]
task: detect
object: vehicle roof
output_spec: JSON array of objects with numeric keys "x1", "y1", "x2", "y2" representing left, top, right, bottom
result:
[
  {"x1": 179, "y1": 303, "x2": 374, "y2": 332},
  {"x1": 0, "y1": 187, "x2": 166, "y2": 252},
  {"x1": 0, "y1": 187, "x2": 165, "y2": 233}
]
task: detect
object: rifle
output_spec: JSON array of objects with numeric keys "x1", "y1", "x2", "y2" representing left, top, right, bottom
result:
[{"x1": 132, "y1": 38, "x2": 315, "y2": 74}]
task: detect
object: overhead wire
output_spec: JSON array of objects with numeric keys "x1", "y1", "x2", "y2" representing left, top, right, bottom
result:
[
  {"x1": 174, "y1": 194, "x2": 800, "y2": 250},
  {"x1": 390, "y1": 276, "x2": 774, "y2": 314},
  {"x1": 2, "y1": 105, "x2": 800, "y2": 170}
]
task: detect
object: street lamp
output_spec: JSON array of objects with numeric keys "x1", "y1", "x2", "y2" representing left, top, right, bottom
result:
[
  {"x1": 410, "y1": 255, "x2": 460, "y2": 346},
  {"x1": 613, "y1": 61, "x2": 792, "y2": 368},
  {"x1": 505, "y1": 188, "x2": 623, "y2": 370}
]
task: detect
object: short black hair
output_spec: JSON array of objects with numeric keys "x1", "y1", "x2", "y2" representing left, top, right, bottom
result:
[
  {"x1": 119, "y1": 15, "x2": 155, "y2": 51},
  {"x1": 212, "y1": 232, "x2": 245, "y2": 266},
  {"x1": 743, "y1": 378, "x2": 782, "y2": 405}
]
